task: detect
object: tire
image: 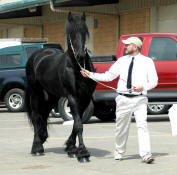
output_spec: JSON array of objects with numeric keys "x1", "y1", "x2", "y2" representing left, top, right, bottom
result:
[
  {"x1": 4, "y1": 88, "x2": 25, "y2": 112},
  {"x1": 58, "y1": 97, "x2": 94, "y2": 123},
  {"x1": 147, "y1": 104, "x2": 171, "y2": 115},
  {"x1": 94, "y1": 102, "x2": 116, "y2": 121}
]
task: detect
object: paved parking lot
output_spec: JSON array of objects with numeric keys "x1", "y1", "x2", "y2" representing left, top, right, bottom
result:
[{"x1": 0, "y1": 108, "x2": 177, "y2": 175}]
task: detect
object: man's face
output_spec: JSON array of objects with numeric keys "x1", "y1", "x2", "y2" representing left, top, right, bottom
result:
[{"x1": 125, "y1": 44, "x2": 137, "y2": 54}]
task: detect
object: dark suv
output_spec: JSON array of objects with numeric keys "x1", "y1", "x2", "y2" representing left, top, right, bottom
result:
[{"x1": 0, "y1": 38, "x2": 62, "y2": 112}]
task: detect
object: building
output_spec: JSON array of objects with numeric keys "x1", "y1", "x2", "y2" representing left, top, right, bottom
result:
[{"x1": 0, "y1": 0, "x2": 177, "y2": 55}]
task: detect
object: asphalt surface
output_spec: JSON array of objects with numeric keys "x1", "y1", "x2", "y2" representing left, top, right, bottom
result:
[{"x1": 0, "y1": 108, "x2": 177, "y2": 175}]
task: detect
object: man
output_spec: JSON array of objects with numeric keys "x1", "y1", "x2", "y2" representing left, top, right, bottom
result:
[{"x1": 80, "y1": 37, "x2": 158, "y2": 164}]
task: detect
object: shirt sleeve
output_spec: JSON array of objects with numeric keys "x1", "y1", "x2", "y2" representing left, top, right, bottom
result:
[
  {"x1": 143, "y1": 59, "x2": 158, "y2": 91},
  {"x1": 89, "y1": 60, "x2": 120, "y2": 82}
]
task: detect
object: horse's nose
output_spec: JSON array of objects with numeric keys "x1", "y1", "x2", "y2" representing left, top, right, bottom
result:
[{"x1": 77, "y1": 50, "x2": 85, "y2": 58}]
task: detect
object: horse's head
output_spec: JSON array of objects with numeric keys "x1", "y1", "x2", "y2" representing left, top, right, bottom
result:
[{"x1": 66, "y1": 12, "x2": 89, "y2": 59}]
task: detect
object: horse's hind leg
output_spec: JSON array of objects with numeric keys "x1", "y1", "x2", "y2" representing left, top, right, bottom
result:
[
  {"x1": 30, "y1": 91, "x2": 49, "y2": 156},
  {"x1": 31, "y1": 111, "x2": 47, "y2": 155}
]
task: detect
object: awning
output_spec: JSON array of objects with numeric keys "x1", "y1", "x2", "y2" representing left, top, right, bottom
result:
[
  {"x1": 0, "y1": 0, "x2": 119, "y2": 14},
  {"x1": 0, "y1": 0, "x2": 49, "y2": 14},
  {"x1": 53, "y1": 0, "x2": 119, "y2": 7}
]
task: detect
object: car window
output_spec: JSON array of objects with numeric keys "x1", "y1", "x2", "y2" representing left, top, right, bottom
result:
[
  {"x1": 44, "y1": 44, "x2": 63, "y2": 52},
  {"x1": 149, "y1": 37, "x2": 177, "y2": 61},
  {"x1": 25, "y1": 47, "x2": 40, "y2": 59},
  {"x1": 0, "y1": 54, "x2": 22, "y2": 67}
]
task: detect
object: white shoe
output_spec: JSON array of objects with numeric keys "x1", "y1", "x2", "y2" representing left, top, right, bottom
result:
[
  {"x1": 142, "y1": 155, "x2": 154, "y2": 164},
  {"x1": 114, "y1": 151, "x2": 123, "y2": 160}
]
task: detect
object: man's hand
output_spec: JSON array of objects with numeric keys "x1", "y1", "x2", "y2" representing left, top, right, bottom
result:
[
  {"x1": 80, "y1": 69, "x2": 91, "y2": 78},
  {"x1": 132, "y1": 86, "x2": 143, "y2": 92}
]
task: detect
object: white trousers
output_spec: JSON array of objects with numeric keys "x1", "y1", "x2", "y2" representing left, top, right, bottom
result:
[{"x1": 115, "y1": 95, "x2": 152, "y2": 158}]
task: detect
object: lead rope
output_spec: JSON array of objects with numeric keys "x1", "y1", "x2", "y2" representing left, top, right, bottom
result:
[
  {"x1": 69, "y1": 36, "x2": 85, "y2": 69},
  {"x1": 86, "y1": 72, "x2": 135, "y2": 93},
  {"x1": 69, "y1": 36, "x2": 133, "y2": 93}
]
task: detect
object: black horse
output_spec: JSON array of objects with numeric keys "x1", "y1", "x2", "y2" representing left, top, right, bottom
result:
[{"x1": 25, "y1": 12, "x2": 97, "y2": 162}]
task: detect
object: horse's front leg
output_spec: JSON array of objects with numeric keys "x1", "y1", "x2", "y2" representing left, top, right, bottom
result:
[
  {"x1": 65, "y1": 95, "x2": 90, "y2": 162},
  {"x1": 65, "y1": 128, "x2": 77, "y2": 158},
  {"x1": 77, "y1": 124, "x2": 90, "y2": 163}
]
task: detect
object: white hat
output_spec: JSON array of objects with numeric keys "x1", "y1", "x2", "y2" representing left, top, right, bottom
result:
[{"x1": 122, "y1": 37, "x2": 142, "y2": 48}]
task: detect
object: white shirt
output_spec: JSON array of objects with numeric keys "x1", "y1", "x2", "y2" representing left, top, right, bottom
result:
[{"x1": 90, "y1": 53, "x2": 158, "y2": 95}]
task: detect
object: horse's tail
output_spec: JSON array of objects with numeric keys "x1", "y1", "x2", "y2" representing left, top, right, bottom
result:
[
  {"x1": 25, "y1": 50, "x2": 40, "y2": 124},
  {"x1": 25, "y1": 81, "x2": 33, "y2": 123}
]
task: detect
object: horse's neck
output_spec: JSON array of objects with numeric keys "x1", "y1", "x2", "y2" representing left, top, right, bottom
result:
[
  {"x1": 84, "y1": 51, "x2": 95, "y2": 72},
  {"x1": 66, "y1": 49, "x2": 81, "y2": 69},
  {"x1": 67, "y1": 42, "x2": 94, "y2": 71}
]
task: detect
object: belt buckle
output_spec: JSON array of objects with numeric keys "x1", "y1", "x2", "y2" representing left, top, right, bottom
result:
[{"x1": 128, "y1": 89, "x2": 132, "y2": 93}]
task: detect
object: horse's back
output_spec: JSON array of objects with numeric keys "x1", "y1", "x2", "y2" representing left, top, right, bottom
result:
[{"x1": 26, "y1": 47, "x2": 69, "y2": 96}]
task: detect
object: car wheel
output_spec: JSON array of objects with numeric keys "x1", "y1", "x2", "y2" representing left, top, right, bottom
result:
[
  {"x1": 147, "y1": 104, "x2": 171, "y2": 115},
  {"x1": 94, "y1": 102, "x2": 116, "y2": 121},
  {"x1": 4, "y1": 88, "x2": 25, "y2": 112},
  {"x1": 58, "y1": 97, "x2": 94, "y2": 123}
]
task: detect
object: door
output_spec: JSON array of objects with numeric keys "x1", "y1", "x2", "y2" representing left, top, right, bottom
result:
[{"x1": 148, "y1": 36, "x2": 177, "y2": 89}]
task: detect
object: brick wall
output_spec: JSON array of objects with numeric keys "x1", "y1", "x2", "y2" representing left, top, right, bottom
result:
[
  {"x1": 43, "y1": 20, "x2": 65, "y2": 49},
  {"x1": 119, "y1": 8, "x2": 150, "y2": 36},
  {"x1": 93, "y1": 14, "x2": 118, "y2": 56},
  {"x1": 8, "y1": 26, "x2": 24, "y2": 38},
  {"x1": 24, "y1": 25, "x2": 41, "y2": 38},
  {"x1": 0, "y1": 30, "x2": 2, "y2": 38}
]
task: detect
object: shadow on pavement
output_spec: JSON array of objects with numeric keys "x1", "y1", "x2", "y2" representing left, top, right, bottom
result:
[
  {"x1": 48, "y1": 120, "x2": 63, "y2": 125},
  {"x1": 124, "y1": 152, "x2": 168, "y2": 160},
  {"x1": 48, "y1": 115, "x2": 170, "y2": 125},
  {"x1": 45, "y1": 147, "x2": 111, "y2": 158},
  {"x1": 132, "y1": 115, "x2": 169, "y2": 123}
]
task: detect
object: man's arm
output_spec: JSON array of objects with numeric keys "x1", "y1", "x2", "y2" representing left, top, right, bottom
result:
[
  {"x1": 80, "y1": 60, "x2": 120, "y2": 82},
  {"x1": 143, "y1": 60, "x2": 158, "y2": 91}
]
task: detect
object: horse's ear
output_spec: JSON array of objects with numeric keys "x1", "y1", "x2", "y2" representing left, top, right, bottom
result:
[
  {"x1": 68, "y1": 12, "x2": 73, "y2": 22},
  {"x1": 82, "y1": 12, "x2": 86, "y2": 21}
]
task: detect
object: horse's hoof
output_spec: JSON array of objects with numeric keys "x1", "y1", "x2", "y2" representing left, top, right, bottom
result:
[
  {"x1": 77, "y1": 157, "x2": 90, "y2": 163},
  {"x1": 31, "y1": 152, "x2": 45, "y2": 156},
  {"x1": 68, "y1": 153, "x2": 77, "y2": 158}
]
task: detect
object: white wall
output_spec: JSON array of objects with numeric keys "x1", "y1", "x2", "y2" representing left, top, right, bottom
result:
[
  {"x1": 157, "y1": 4, "x2": 177, "y2": 33},
  {"x1": 85, "y1": 15, "x2": 94, "y2": 55},
  {"x1": 150, "y1": 7, "x2": 158, "y2": 33}
]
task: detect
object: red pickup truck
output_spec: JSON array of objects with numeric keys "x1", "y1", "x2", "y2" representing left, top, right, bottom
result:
[{"x1": 57, "y1": 33, "x2": 177, "y2": 122}]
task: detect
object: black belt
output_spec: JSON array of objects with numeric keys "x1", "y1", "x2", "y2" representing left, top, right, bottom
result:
[{"x1": 119, "y1": 93, "x2": 142, "y2": 98}]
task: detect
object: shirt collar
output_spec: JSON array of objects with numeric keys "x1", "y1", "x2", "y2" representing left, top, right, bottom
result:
[{"x1": 128, "y1": 53, "x2": 141, "y2": 59}]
